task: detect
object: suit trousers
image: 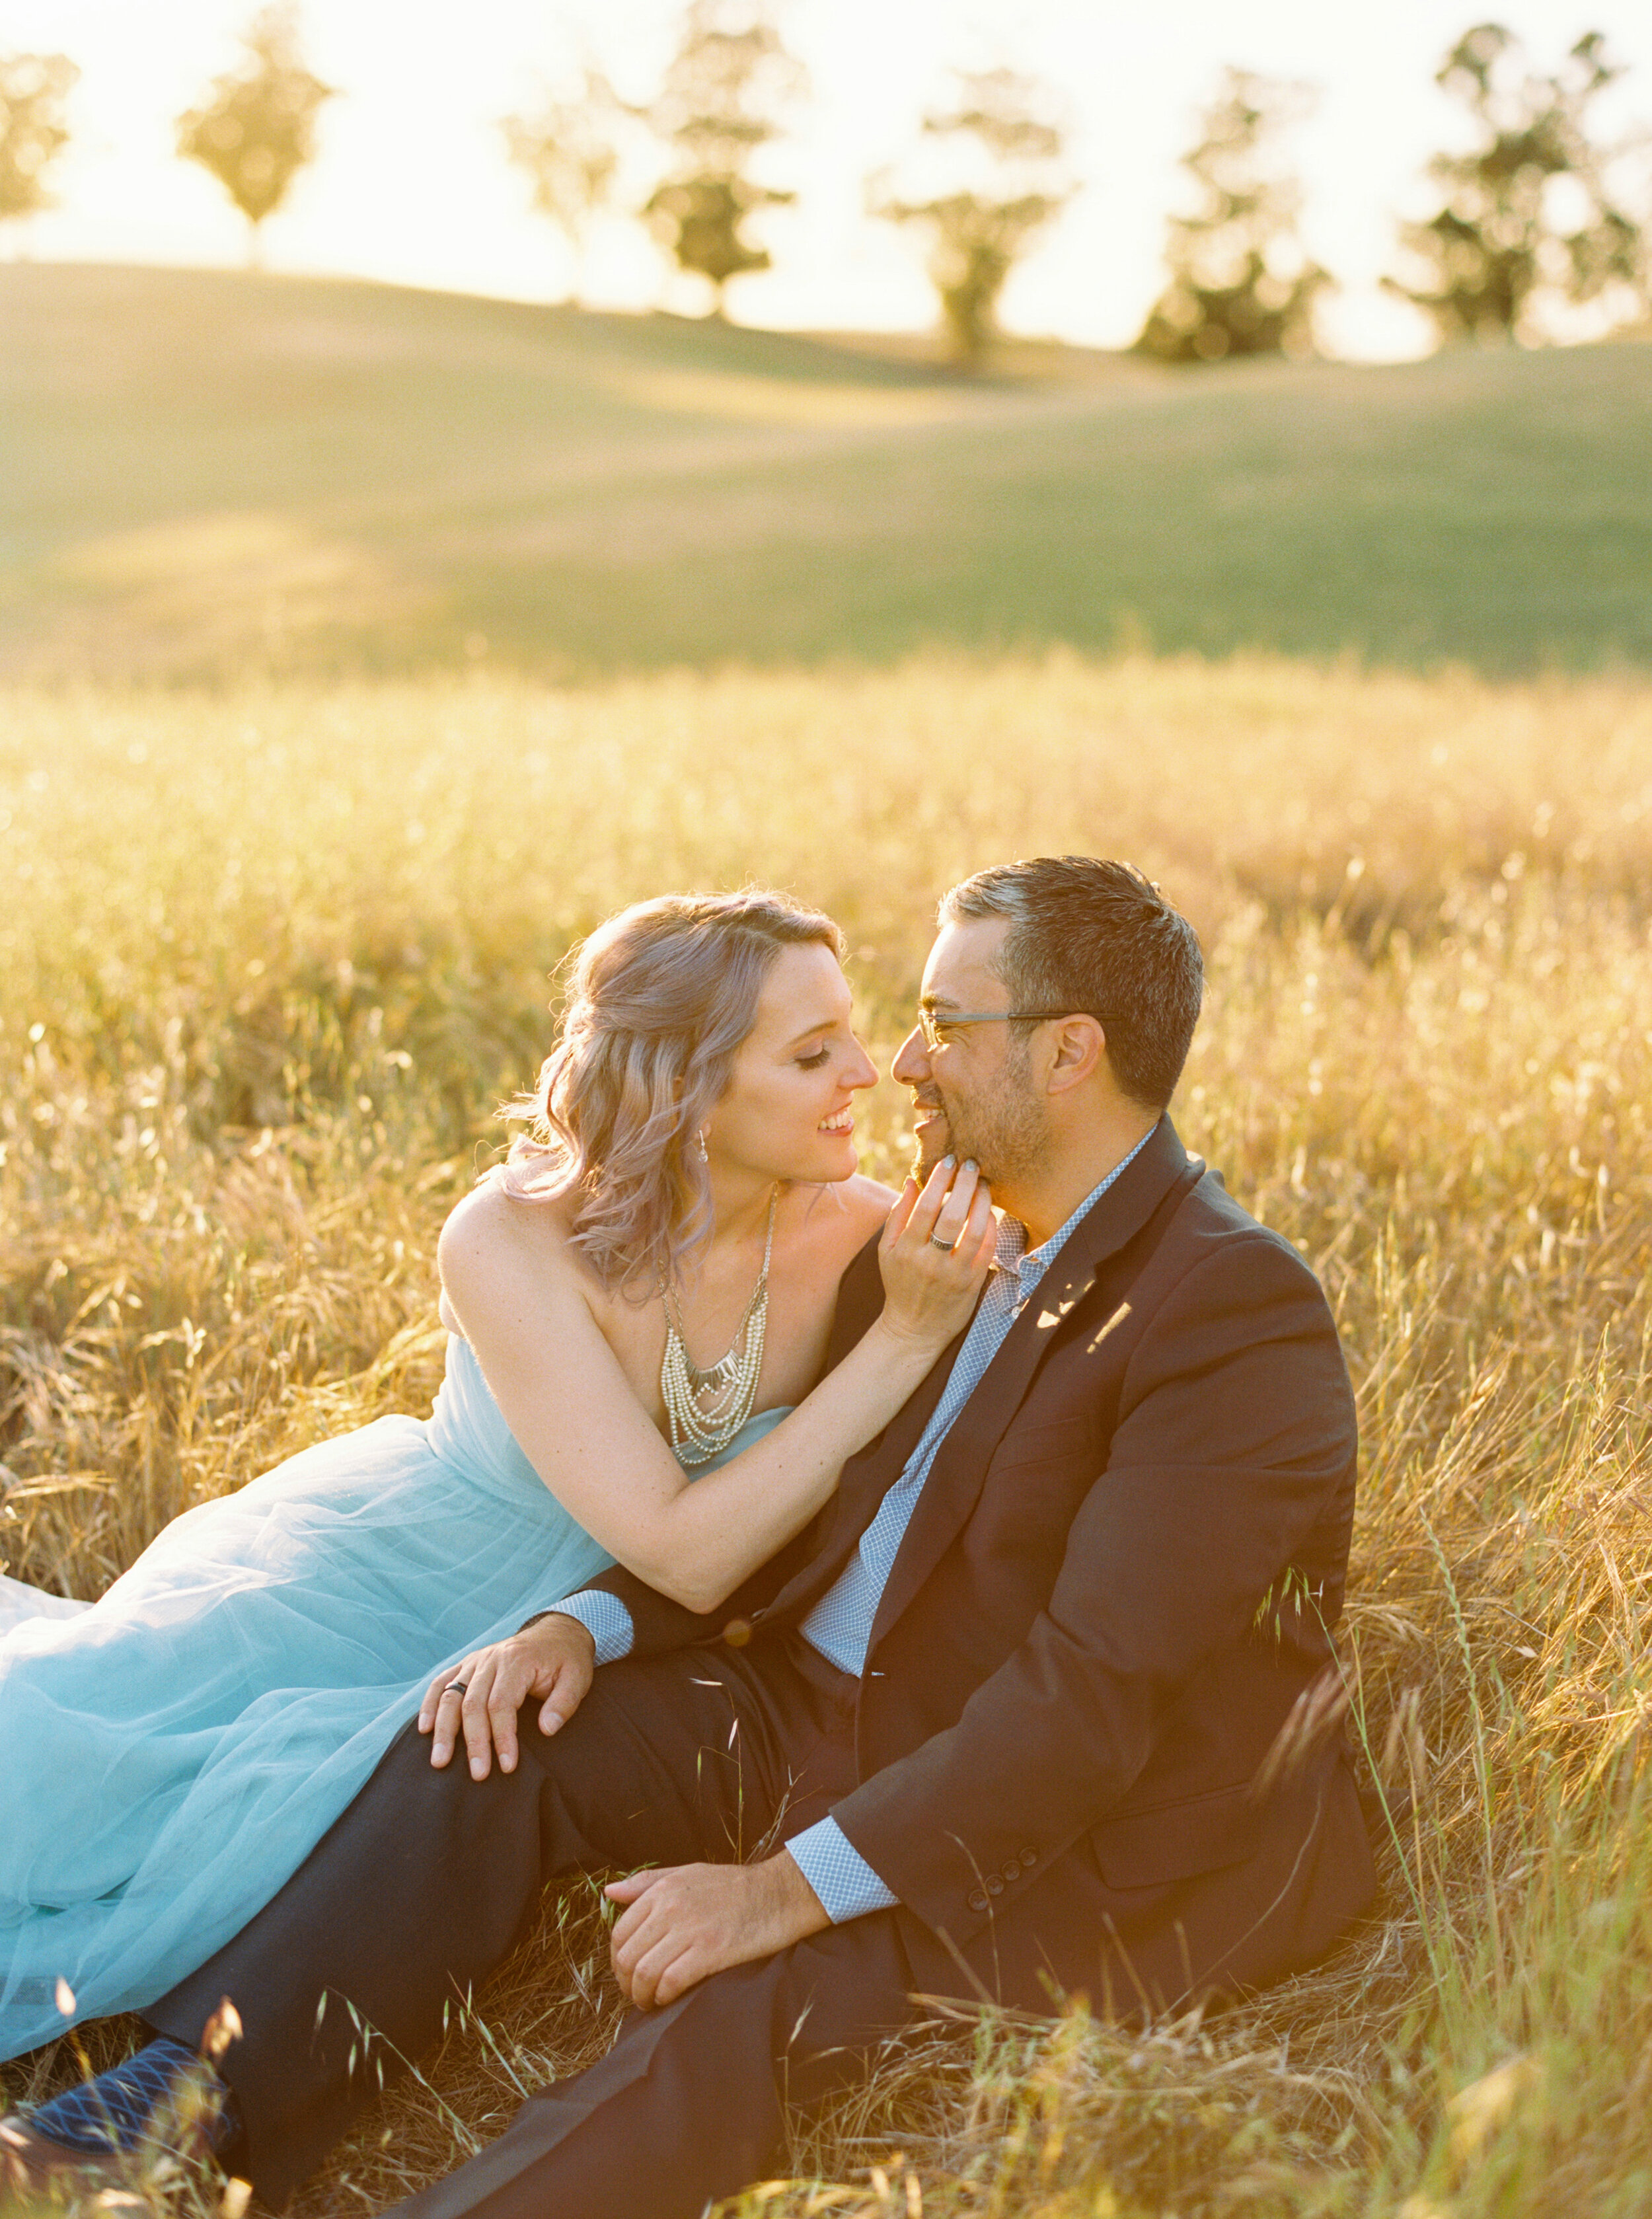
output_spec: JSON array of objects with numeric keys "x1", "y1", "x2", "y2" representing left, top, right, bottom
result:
[{"x1": 149, "y1": 1632, "x2": 920, "y2": 2218}]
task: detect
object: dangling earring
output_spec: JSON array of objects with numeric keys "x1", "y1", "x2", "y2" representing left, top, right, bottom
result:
[{"x1": 697, "y1": 1127, "x2": 710, "y2": 1164}]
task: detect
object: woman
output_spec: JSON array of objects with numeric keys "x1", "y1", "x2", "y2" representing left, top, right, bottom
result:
[{"x1": 0, "y1": 890, "x2": 995, "y2": 2060}]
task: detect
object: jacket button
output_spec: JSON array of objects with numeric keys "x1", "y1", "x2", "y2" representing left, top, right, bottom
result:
[
  {"x1": 967, "y1": 1889, "x2": 989, "y2": 1914},
  {"x1": 987, "y1": 1874, "x2": 1004, "y2": 1895},
  {"x1": 1019, "y1": 1848, "x2": 1038, "y2": 1870},
  {"x1": 721, "y1": 1617, "x2": 753, "y2": 1648}
]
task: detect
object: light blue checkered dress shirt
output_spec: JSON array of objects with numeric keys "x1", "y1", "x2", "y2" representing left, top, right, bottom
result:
[{"x1": 553, "y1": 1137, "x2": 1150, "y2": 1923}]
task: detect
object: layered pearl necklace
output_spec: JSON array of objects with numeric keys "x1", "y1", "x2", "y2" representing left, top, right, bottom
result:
[{"x1": 659, "y1": 1187, "x2": 778, "y2": 1466}]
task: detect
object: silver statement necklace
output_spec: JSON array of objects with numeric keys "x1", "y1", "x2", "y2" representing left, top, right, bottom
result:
[{"x1": 659, "y1": 1187, "x2": 778, "y2": 1467}]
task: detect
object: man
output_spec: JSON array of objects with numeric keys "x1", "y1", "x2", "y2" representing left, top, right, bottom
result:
[{"x1": 5, "y1": 858, "x2": 1376, "y2": 2219}]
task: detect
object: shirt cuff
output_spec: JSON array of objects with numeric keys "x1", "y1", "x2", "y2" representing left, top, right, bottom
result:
[
  {"x1": 541, "y1": 1591, "x2": 634, "y2": 1665},
  {"x1": 785, "y1": 1817, "x2": 899, "y2": 1923}
]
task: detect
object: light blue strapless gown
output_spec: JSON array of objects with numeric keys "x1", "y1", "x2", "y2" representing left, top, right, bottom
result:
[{"x1": 0, "y1": 1334, "x2": 788, "y2": 2060}]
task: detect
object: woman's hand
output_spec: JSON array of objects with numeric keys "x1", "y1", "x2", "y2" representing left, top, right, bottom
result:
[
  {"x1": 418, "y1": 1615, "x2": 596, "y2": 1779},
  {"x1": 874, "y1": 1156, "x2": 998, "y2": 1354}
]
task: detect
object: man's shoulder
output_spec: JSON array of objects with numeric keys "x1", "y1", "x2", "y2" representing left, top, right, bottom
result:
[
  {"x1": 1155, "y1": 1149, "x2": 1320, "y2": 1275},
  {"x1": 1133, "y1": 1161, "x2": 1343, "y2": 1376},
  {"x1": 1104, "y1": 1152, "x2": 1338, "y2": 1361}
]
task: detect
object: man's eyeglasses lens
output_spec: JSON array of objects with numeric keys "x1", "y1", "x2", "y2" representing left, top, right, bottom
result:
[{"x1": 917, "y1": 1008, "x2": 1100, "y2": 1051}]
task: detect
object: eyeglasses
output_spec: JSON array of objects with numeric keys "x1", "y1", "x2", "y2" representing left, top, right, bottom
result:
[{"x1": 915, "y1": 1007, "x2": 1121, "y2": 1052}]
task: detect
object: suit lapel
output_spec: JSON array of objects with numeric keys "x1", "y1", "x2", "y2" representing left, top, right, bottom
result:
[
  {"x1": 758, "y1": 1307, "x2": 976, "y2": 1627},
  {"x1": 864, "y1": 1117, "x2": 1195, "y2": 1654}
]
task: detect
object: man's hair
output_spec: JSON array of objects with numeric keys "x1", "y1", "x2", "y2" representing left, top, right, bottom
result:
[{"x1": 939, "y1": 857, "x2": 1203, "y2": 1111}]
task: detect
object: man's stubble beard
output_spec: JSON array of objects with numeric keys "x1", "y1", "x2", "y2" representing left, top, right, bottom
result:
[{"x1": 911, "y1": 1048, "x2": 1049, "y2": 1193}]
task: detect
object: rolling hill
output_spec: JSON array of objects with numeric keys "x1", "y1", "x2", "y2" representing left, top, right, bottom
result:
[{"x1": 2, "y1": 262, "x2": 1649, "y2": 681}]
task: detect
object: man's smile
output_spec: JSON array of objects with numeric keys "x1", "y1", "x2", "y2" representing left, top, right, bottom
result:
[{"x1": 910, "y1": 1094, "x2": 950, "y2": 1146}]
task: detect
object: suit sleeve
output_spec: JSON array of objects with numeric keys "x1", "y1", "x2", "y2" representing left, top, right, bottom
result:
[
  {"x1": 572, "y1": 1536, "x2": 812, "y2": 1662},
  {"x1": 536, "y1": 1231, "x2": 889, "y2": 1662},
  {"x1": 828, "y1": 1232, "x2": 1358, "y2": 1943}
]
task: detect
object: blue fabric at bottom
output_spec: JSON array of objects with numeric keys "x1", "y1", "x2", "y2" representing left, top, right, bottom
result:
[{"x1": 0, "y1": 1333, "x2": 788, "y2": 2062}]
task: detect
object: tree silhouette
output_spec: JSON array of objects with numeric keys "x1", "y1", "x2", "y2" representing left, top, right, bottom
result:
[
  {"x1": 640, "y1": 0, "x2": 804, "y2": 315},
  {"x1": 1135, "y1": 69, "x2": 1330, "y2": 365},
  {"x1": 871, "y1": 67, "x2": 1072, "y2": 365},
  {"x1": 176, "y1": 5, "x2": 334, "y2": 268},
  {"x1": 503, "y1": 67, "x2": 627, "y2": 307},
  {"x1": 0, "y1": 50, "x2": 79, "y2": 245},
  {"x1": 1388, "y1": 24, "x2": 1648, "y2": 344}
]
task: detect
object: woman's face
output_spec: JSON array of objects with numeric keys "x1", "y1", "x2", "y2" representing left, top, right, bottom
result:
[{"x1": 708, "y1": 942, "x2": 878, "y2": 1185}]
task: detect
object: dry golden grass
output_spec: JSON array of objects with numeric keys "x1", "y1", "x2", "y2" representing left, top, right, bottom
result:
[{"x1": 1, "y1": 651, "x2": 1649, "y2": 2218}]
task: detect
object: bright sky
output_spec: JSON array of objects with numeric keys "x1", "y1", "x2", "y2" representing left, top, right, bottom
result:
[{"x1": 8, "y1": 0, "x2": 1651, "y2": 358}]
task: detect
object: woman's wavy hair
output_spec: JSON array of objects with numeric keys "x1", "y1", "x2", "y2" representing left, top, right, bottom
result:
[{"x1": 500, "y1": 889, "x2": 842, "y2": 1295}]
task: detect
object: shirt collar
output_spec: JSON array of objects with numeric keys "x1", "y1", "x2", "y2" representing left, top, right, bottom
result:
[{"x1": 1004, "y1": 1126, "x2": 1156, "y2": 1287}]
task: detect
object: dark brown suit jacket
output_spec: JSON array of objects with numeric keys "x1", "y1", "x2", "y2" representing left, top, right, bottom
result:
[{"x1": 587, "y1": 1116, "x2": 1376, "y2": 2007}]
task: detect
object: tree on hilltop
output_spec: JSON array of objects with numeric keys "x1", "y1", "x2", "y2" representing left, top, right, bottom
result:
[
  {"x1": 176, "y1": 4, "x2": 334, "y2": 268},
  {"x1": 503, "y1": 66, "x2": 628, "y2": 307},
  {"x1": 870, "y1": 66, "x2": 1072, "y2": 366},
  {"x1": 1135, "y1": 68, "x2": 1330, "y2": 364},
  {"x1": 640, "y1": 0, "x2": 804, "y2": 316},
  {"x1": 0, "y1": 50, "x2": 79, "y2": 251},
  {"x1": 1387, "y1": 23, "x2": 1649, "y2": 345}
]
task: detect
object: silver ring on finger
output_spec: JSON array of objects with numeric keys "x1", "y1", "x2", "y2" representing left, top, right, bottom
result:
[
  {"x1": 930, "y1": 1232, "x2": 958, "y2": 1251},
  {"x1": 445, "y1": 1681, "x2": 469, "y2": 1698}
]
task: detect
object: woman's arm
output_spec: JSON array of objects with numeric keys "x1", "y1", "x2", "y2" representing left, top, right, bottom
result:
[{"x1": 437, "y1": 1163, "x2": 995, "y2": 1616}]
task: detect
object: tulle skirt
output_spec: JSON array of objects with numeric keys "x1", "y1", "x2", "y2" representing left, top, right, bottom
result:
[{"x1": 0, "y1": 1378, "x2": 616, "y2": 2059}]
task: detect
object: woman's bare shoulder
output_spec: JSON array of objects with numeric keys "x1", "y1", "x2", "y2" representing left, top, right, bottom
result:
[
  {"x1": 438, "y1": 1175, "x2": 581, "y2": 1280},
  {"x1": 792, "y1": 1173, "x2": 899, "y2": 1258},
  {"x1": 841, "y1": 1171, "x2": 901, "y2": 1221}
]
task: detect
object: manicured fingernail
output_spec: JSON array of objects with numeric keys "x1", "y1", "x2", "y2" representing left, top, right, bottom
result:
[
  {"x1": 962, "y1": 1158, "x2": 977, "y2": 1173},
  {"x1": 941, "y1": 1153, "x2": 956, "y2": 1168}
]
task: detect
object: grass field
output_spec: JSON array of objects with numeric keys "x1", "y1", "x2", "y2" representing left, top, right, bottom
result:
[
  {"x1": 1, "y1": 652, "x2": 1649, "y2": 2217},
  {"x1": 3, "y1": 264, "x2": 1652, "y2": 683}
]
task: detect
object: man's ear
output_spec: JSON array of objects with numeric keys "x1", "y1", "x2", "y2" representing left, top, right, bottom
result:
[{"x1": 1044, "y1": 1014, "x2": 1108, "y2": 1095}]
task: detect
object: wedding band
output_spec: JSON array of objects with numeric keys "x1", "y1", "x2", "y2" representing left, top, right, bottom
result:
[
  {"x1": 445, "y1": 1681, "x2": 469, "y2": 1698},
  {"x1": 930, "y1": 1232, "x2": 957, "y2": 1252}
]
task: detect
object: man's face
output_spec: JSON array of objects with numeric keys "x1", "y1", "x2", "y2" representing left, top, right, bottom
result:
[{"x1": 891, "y1": 917, "x2": 1051, "y2": 1187}]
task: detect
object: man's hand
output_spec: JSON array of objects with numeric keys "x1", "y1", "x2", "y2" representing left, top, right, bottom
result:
[
  {"x1": 605, "y1": 1852, "x2": 830, "y2": 2010},
  {"x1": 418, "y1": 1614, "x2": 596, "y2": 1779}
]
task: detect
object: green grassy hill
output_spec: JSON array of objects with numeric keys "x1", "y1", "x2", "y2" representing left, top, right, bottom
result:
[{"x1": 3, "y1": 262, "x2": 1649, "y2": 681}]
